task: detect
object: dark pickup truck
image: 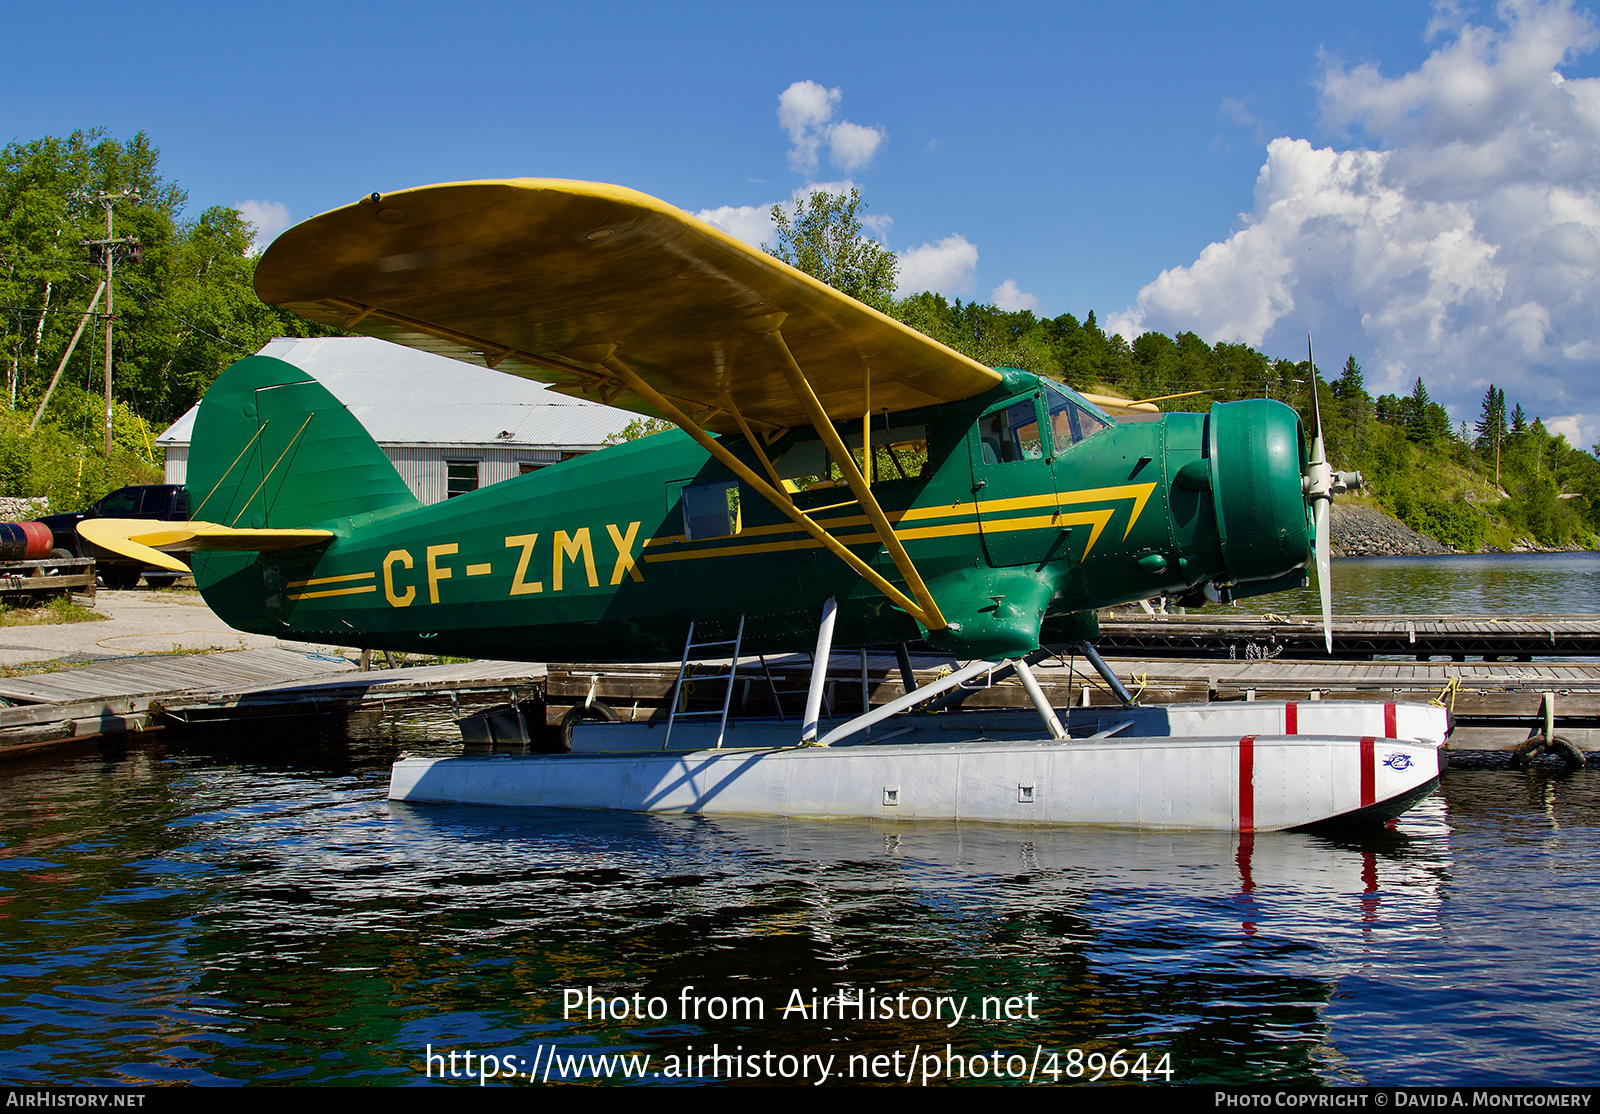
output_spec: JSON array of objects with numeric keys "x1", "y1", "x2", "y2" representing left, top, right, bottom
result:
[{"x1": 39, "y1": 484, "x2": 190, "y2": 589}]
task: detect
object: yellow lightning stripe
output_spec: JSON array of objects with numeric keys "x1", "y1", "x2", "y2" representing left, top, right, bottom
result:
[
  {"x1": 284, "y1": 571, "x2": 377, "y2": 589},
  {"x1": 1054, "y1": 482, "x2": 1157, "y2": 541},
  {"x1": 287, "y1": 584, "x2": 378, "y2": 601},
  {"x1": 642, "y1": 481, "x2": 1156, "y2": 563},
  {"x1": 908, "y1": 509, "x2": 1118, "y2": 551}
]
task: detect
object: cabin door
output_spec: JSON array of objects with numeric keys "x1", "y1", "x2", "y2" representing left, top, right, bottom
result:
[{"x1": 968, "y1": 394, "x2": 1063, "y2": 568}]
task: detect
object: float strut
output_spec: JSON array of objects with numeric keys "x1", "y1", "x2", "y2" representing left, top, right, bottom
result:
[
  {"x1": 1013, "y1": 658, "x2": 1068, "y2": 740},
  {"x1": 922, "y1": 647, "x2": 1052, "y2": 713},
  {"x1": 813, "y1": 658, "x2": 1000, "y2": 748},
  {"x1": 801, "y1": 597, "x2": 838, "y2": 742},
  {"x1": 1078, "y1": 641, "x2": 1137, "y2": 707},
  {"x1": 894, "y1": 643, "x2": 917, "y2": 696}
]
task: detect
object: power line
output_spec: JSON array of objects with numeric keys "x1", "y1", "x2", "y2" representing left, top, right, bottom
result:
[{"x1": 117, "y1": 284, "x2": 255, "y2": 354}]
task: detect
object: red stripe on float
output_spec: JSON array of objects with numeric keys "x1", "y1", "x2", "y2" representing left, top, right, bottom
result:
[
  {"x1": 1384, "y1": 703, "x2": 1397, "y2": 739},
  {"x1": 1239, "y1": 735, "x2": 1256, "y2": 833},
  {"x1": 1360, "y1": 736, "x2": 1376, "y2": 808},
  {"x1": 1285, "y1": 702, "x2": 1298, "y2": 735}
]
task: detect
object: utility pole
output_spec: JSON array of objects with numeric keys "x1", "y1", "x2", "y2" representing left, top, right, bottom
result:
[{"x1": 83, "y1": 191, "x2": 139, "y2": 456}]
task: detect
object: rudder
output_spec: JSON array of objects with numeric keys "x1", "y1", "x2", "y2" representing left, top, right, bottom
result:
[
  {"x1": 187, "y1": 355, "x2": 419, "y2": 531},
  {"x1": 186, "y1": 355, "x2": 420, "y2": 618}
]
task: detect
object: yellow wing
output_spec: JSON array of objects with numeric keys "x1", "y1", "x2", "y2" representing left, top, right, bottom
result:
[
  {"x1": 254, "y1": 179, "x2": 1002, "y2": 434},
  {"x1": 79, "y1": 519, "x2": 334, "y2": 572}
]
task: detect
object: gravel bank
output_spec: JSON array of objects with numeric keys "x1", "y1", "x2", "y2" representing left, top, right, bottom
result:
[{"x1": 1329, "y1": 503, "x2": 1452, "y2": 557}]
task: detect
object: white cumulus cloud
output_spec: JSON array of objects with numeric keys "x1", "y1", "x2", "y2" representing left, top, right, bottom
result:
[
  {"x1": 694, "y1": 203, "x2": 776, "y2": 248},
  {"x1": 827, "y1": 121, "x2": 885, "y2": 172},
  {"x1": 897, "y1": 234, "x2": 978, "y2": 298},
  {"x1": 992, "y1": 279, "x2": 1040, "y2": 312},
  {"x1": 777, "y1": 80, "x2": 886, "y2": 174},
  {"x1": 1115, "y1": 0, "x2": 1600, "y2": 446},
  {"x1": 701, "y1": 182, "x2": 877, "y2": 251},
  {"x1": 236, "y1": 200, "x2": 291, "y2": 254}
]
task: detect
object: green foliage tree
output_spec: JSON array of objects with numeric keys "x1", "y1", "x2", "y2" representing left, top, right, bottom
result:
[
  {"x1": 0, "y1": 129, "x2": 338, "y2": 508},
  {"x1": 1333, "y1": 355, "x2": 1365, "y2": 399},
  {"x1": 1474, "y1": 385, "x2": 1506, "y2": 449},
  {"x1": 764, "y1": 188, "x2": 898, "y2": 310},
  {"x1": 1475, "y1": 385, "x2": 1506, "y2": 485},
  {"x1": 1403, "y1": 377, "x2": 1433, "y2": 443},
  {"x1": 603, "y1": 416, "x2": 676, "y2": 444}
]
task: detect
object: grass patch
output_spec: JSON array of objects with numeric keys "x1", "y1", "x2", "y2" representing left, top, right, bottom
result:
[
  {"x1": 0, "y1": 656, "x2": 93, "y2": 678},
  {"x1": 0, "y1": 594, "x2": 108, "y2": 626}
]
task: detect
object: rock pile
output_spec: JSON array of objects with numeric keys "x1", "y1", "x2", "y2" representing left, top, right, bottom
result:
[{"x1": 1329, "y1": 503, "x2": 1452, "y2": 556}]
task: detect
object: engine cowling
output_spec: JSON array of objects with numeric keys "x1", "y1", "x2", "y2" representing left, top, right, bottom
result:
[{"x1": 1207, "y1": 398, "x2": 1312, "y2": 588}]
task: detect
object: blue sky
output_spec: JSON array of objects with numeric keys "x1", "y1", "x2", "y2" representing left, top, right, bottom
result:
[{"x1": 6, "y1": 1, "x2": 1600, "y2": 448}]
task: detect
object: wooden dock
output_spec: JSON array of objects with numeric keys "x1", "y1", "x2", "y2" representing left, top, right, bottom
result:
[
  {"x1": 1097, "y1": 612, "x2": 1600, "y2": 660},
  {"x1": 2, "y1": 622, "x2": 1597, "y2": 758},
  {"x1": 543, "y1": 649, "x2": 1600, "y2": 753},
  {"x1": 0, "y1": 649, "x2": 540, "y2": 754}
]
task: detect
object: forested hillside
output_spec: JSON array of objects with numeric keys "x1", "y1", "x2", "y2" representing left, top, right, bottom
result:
[
  {"x1": 891, "y1": 292, "x2": 1599, "y2": 551},
  {"x1": 772, "y1": 188, "x2": 1600, "y2": 552}
]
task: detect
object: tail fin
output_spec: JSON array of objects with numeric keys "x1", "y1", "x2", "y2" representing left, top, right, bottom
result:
[
  {"x1": 188, "y1": 354, "x2": 419, "y2": 531},
  {"x1": 187, "y1": 355, "x2": 419, "y2": 616}
]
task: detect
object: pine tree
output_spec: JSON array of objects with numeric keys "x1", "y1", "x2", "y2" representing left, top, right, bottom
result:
[
  {"x1": 1403, "y1": 377, "x2": 1433, "y2": 443},
  {"x1": 1333, "y1": 355, "x2": 1365, "y2": 399},
  {"x1": 1475, "y1": 385, "x2": 1506, "y2": 487}
]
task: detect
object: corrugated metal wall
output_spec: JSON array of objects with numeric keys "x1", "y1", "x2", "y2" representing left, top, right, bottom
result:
[
  {"x1": 164, "y1": 444, "x2": 569, "y2": 505},
  {"x1": 384, "y1": 446, "x2": 566, "y2": 504}
]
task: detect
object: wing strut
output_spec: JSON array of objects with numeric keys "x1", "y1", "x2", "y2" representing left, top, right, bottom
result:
[
  {"x1": 759, "y1": 323, "x2": 946, "y2": 630},
  {"x1": 598, "y1": 347, "x2": 948, "y2": 633}
]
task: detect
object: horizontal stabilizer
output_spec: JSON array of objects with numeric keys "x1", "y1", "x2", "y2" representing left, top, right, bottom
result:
[
  {"x1": 1079, "y1": 391, "x2": 1159, "y2": 416},
  {"x1": 78, "y1": 518, "x2": 334, "y2": 571}
]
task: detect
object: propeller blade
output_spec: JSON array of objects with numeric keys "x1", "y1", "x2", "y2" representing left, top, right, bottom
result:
[
  {"x1": 1306, "y1": 334, "x2": 1324, "y2": 448},
  {"x1": 1316, "y1": 496, "x2": 1332, "y2": 655},
  {"x1": 1305, "y1": 334, "x2": 1334, "y2": 654}
]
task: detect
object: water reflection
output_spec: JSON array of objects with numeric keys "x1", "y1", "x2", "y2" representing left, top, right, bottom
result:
[
  {"x1": 8, "y1": 736, "x2": 1595, "y2": 1086},
  {"x1": 1237, "y1": 552, "x2": 1600, "y2": 616}
]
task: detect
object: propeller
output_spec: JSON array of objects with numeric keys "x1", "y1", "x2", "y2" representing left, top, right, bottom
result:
[{"x1": 1303, "y1": 335, "x2": 1361, "y2": 654}]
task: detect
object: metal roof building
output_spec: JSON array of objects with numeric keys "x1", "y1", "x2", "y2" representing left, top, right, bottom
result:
[{"x1": 157, "y1": 337, "x2": 635, "y2": 504}]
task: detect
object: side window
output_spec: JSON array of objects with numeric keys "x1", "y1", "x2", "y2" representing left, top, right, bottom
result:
[
  {"x1": 979, "y1": 401, "x2": 1044, "y2": 464},
  {"x1": 776, "y1": 428, "x2": 930, "y2": 489},
  {"x1": 1075, "y1": 404, "x2": 1109, "y2": 441},
  {"x1": 96, "y1": 488, "x2": 140, "y2": 516},
  {"x1": 875, "y1": 437, "x2": 928, "y2": 481},
  {"x1": 1046, "y1": 387, "x2": 1110, "y2": 450},
  {"x1": 446, "y1": 460, "x2": 480, "y2": 499},
  {"x1": 683, "y1": 479, "x2": 741, "y2": 540}
]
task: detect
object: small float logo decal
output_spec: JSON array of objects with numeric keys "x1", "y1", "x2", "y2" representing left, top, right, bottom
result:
[{"x1": 1383, "y1": 753, "x2": 1413, "y2": 771}]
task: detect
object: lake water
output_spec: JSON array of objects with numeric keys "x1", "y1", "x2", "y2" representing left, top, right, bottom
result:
[
  {"x1": 2, "y1": 555, "x2": 1599, "y2": 1089},
  {"x1": 1252, "y1": 551, "x2": 1600, "y2": 617}
]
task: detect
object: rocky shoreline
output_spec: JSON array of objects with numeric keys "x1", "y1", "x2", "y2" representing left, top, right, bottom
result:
[
  {"x1": 1329, "y1": 504, "x2": 1453, "y2": 557},
  {"x1": 1329, "y1": 503, "x2": 1594, "y2": 556}
]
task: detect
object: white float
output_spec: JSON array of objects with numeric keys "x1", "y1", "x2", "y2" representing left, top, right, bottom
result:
[{"x1": 388, "y1": 700, "x2": 1448, "y2": 832}]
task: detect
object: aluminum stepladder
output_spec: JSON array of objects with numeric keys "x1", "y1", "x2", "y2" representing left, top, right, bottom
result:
[{"x1": 663, "y1": 615, "x2": 745, "y2": 750}]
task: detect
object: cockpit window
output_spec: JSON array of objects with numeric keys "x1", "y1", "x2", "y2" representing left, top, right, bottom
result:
[
  {"x1": 979, "y1": 401, "x2": 1044, "y2": 464},
  {"x1": 1044, "y1": 381, "x2": 1112, "y2": 450}
]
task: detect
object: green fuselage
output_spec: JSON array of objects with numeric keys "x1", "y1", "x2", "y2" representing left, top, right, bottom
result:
[{"x1": 193, "y1": 361, "x2": 1311, "y2": 662}]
